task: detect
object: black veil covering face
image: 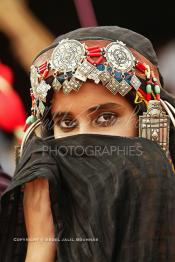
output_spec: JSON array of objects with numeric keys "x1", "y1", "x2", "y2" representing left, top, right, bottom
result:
[
  {"x1": 1, "y1": 134, "x2": 175, "y2": 262},
  {"x1": 0, "y1": 26, "x2": 175, "y2": 262}
]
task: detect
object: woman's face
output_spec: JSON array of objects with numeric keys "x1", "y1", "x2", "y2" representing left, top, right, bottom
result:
[{"x1": 51, "y1": 81, "x2": 138, "y2": 138}]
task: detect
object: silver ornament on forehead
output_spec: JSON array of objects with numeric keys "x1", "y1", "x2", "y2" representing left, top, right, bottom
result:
[
  {"x1": 35, "y1": 80, "x2": 51, "y2": 102},
  {"x1": 30, "y1": 65, "x2": 39, "y2": 91},
  {"x1": 105, "y1": 41, "x2": 135, "y2": 73},
  {"x1": 50, "y1": 39, "x2": 85, "y2": 73}
]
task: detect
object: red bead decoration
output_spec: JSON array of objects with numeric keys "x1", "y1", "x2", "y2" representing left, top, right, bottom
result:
[
  {"x1": 156, "y1": 94, "x2": 160, "y2": 100},
  {"x1": 43, "y1": 69, "x2": 49, "y2": 78},
  {"x1": 88, "y1": 48, "x2": 101, "y2": 53},
  {"x1": 135, "y1": 61, "x2": 147, "y2": 72},
  {"x1": 37, "y1": 62, "x2": 49, "y2": 80},
  {"x1": 87, "y1": 46, "x2": 99, "y2": 51},
  {"x1": 95, "y1": 56, "x2": 104, "y2": 65},
  {"x1": 87, "y1": 52, "x2": 101, "y2": 57},
  {"x1": 38, "y1": 62, "x2": 47, "y2": 74},
  {"x1": 138, "y1": 88, "x2": 147, "y2": 100},
  {"x1": 23, "y1": 123, "x2": 29, "y2": 132},
  {"x1": 86, "y1": 45, "x2": 105, "y2": 65},
  {"x1": 87, "y1": 57, "x2": 95, "y2": 65},
  {"x1": 38, "y1": 75, "x2": 42, "y2": 81},
  {"x1": 146, "y1": 93, "x2": 151, "y2": 101},
  {"x1": 146, "y1": 80, "x2": 152, "y2": 85}
]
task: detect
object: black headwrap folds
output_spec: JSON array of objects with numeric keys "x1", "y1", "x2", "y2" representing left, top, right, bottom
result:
[
  {"x1": 35, "y1": 26, "x2": 158, "y2": 66},
  {"x1": 0, "y1": 134, "x2": 175, "y2": 262}
]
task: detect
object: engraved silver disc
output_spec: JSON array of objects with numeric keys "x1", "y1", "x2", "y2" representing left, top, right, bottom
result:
[
  {"x1": 105, "y1": 41, "x2": 135, "y2": 73},
  {"x1": 30, "y1": 65, "x2": 39, "y2": 89},
  {"x1": 50, "y1": 39, "x2": 85, "y2": 72}
]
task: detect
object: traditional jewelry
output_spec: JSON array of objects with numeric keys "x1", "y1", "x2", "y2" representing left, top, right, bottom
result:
[
  {"x1": 26, "y1": 38, "x2": 175, "y2": 156},
  {"x1": 139, "y1": 100, "x2": 170, "y2": 154}
]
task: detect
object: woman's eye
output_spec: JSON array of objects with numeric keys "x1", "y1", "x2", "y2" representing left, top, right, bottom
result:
[
  {"x1": 57, "y1": 118, "x2": 78, "y2": 131},
  {"x1": 94, "y1": 112, "x2": 118, "y2": 127}
]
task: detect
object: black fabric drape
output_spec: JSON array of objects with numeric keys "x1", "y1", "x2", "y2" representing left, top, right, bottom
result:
[
  {"x1": 0, "y1": 166, "x2": 11, "y2": 198},
  {"x1": 0, "y1": 134, "x2": 175, "y2": 262}
]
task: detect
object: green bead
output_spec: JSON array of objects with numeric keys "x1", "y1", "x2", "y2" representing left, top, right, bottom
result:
[
  {"x1": 26, "y1": 115, "x2": 36, "y2": 125},
  {"x1": 146, "y1": 84, "x2": 152, "y2": 93},
  {"x1": 154, "y1": 85, "x2": 160, "y2": 94},
  {"x1": 26, "y1": 116, "x2": 32, "y2": 125},
  {"x1": 153, "y1": 77, "x2": 157, "y2": 82},
  {"x1": 30, "y1": 115, "x2": 37, "y2": 123}
]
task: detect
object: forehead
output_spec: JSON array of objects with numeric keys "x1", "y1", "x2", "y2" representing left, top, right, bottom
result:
[{"x1": 51, "y1": 81, "x2": 133, "y2": 114}]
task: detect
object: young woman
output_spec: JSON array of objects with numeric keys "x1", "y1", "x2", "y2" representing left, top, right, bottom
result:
[{"x1": 1, "y1": 26, "x2": 175, "y2": 262}]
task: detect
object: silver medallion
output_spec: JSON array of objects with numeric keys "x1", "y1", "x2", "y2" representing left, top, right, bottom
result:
[
  {"x1": 139, "y1": 100, "x2": 170, "y2": 153},
  {"x1": 99, "y1": 71, "x2": 111, "y2": 85},
  {"x1": 130, "y1": 75, "x2": 141, "y2": 90},
  {"x1": 36, "y1": 80, "x2": 51, "y2": 102},
  {"x1": 105, "y1": 41, "x2": 135, "y2": 73},
  {"x1": 74, "y1": 60, "x2": 95, "y2": 82},
  {"x1": 50, "y1": 39, "x2": 85, "y2": 72},
  {"x1": 52, "y1": 77, "x2": 62, "y2": 91},
  {"x1": 30, "y1": 65, "x2": 39, "y2": 94},
  {"x1": 118, "y1": 79, "x2": 132, "y2": 96},
  {"x1": 62, "y1": 80, "x2": 74, "y2": 94},
  {"x1": 73, "y1": 70, "x2": 87, "y2": 82},
  {"x1": 68, "y1": 77, "x2": 82, "y2": 91},
  {"x1": 39, "y1": 100, "x2": 45, "y2": 115},
  {"x1": 106, "y1": 78, "x2": 119, "y2": 95},
  {"x1": 87, "y1": 67, "x2": 101, "y2": 84}
]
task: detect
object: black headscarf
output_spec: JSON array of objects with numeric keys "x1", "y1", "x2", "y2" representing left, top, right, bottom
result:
[
  {"x1": 0, "y1": 134, "x2": 175, "y2": 261},
  {"x1": 1, "y1": 26, "x2": 175, "y2": 262},
  {"x1": 34, "y1": 26, "x2": 158, "y2": 66},
  {"x1": 0, "y1": 165, "x2": 11, "y2": 198}
]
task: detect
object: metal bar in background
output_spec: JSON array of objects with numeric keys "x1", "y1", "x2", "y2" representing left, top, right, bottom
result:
[{"x1": 73, "y1": 0, "x2": 98, "y2": 27}]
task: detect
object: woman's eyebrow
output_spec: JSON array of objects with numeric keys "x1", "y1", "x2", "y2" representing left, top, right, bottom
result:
[
  {"x1": 52, "y1": 103, "x2": 123, "y2": 119},
  {"x1": 52, "y1": 112, "x2": 74, "y2": 120},
  {"x1": 87, "y1": 102, "x2": 123, "y2": 113}
]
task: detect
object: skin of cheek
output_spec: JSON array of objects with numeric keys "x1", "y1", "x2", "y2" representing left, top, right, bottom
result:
[{"x1": 51, "y1": 82, "x2": 138, "y2": 138}]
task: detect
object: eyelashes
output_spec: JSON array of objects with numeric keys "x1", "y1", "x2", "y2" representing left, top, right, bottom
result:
[
  {"x1": 92, "y1": 112, "x2": 118, "y2": 127},
  {"x1": 58, "y1": 118, "x2": 78, "y2": 132},
  {"x1": 54, "y1": 111, "x2": 119, "y2": 132}
]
